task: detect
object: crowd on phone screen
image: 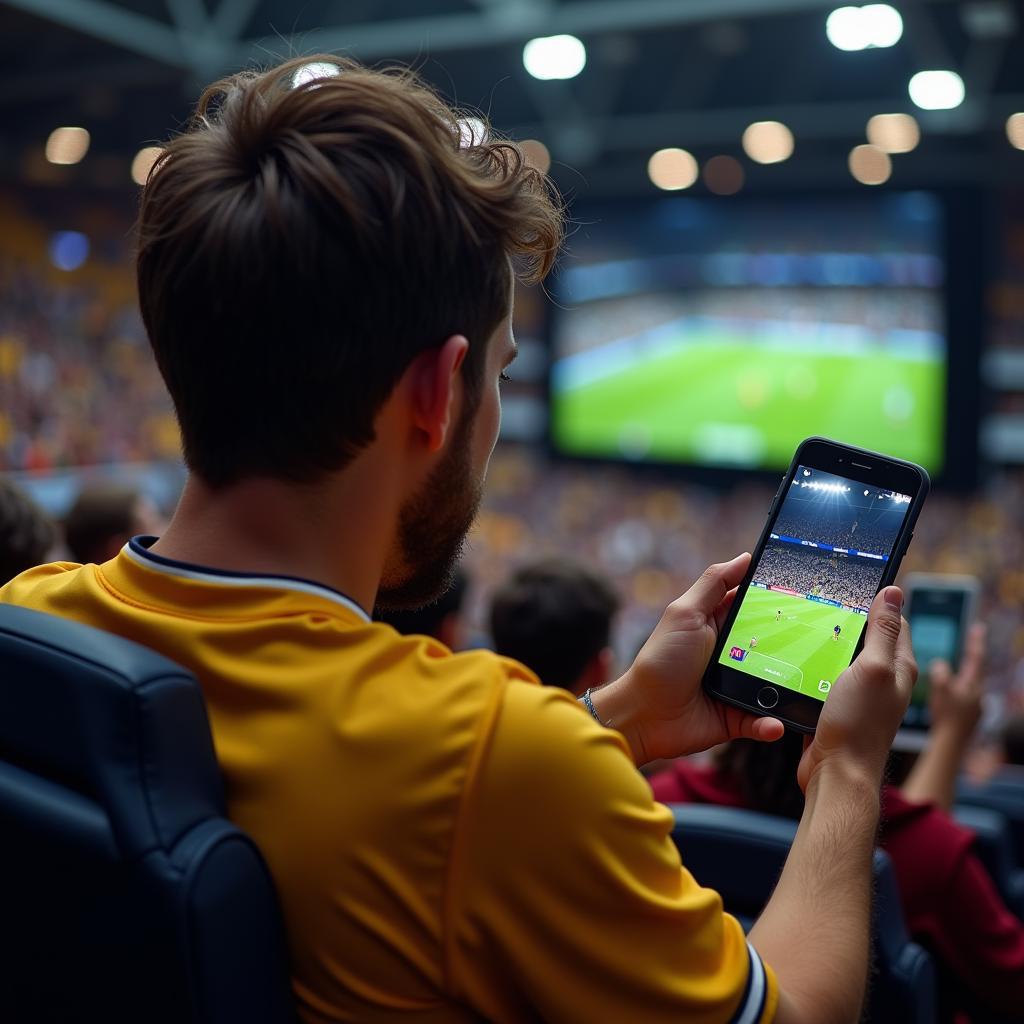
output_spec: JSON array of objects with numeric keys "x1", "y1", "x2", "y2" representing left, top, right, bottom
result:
[
  {"x1": 772, "y1": 501, "x2": 906, "y2": 554},
  {"x1": 752, "y1": 543, "x2": 882, "y2": 610}
]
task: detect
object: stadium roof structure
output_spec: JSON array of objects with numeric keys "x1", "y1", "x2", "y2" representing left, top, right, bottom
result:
[{"x1": 2, "y1": 0, "x2": 1024, "y2": 196}]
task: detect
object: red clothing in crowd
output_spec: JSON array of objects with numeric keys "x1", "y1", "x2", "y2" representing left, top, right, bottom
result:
[{"x1": 650, "y1": 759, "x2": 1024, "y2": 1018}]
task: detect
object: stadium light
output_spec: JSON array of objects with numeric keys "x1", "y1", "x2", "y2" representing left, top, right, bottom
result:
[
  {"x1": 523, "y1": 35, "x2": 587, "y2": 81},
  {"x1": 908, "y1": 70, "x2": 965, "y2": 111},
  {"x1": 849, "y1": 143, "x2": 892, "y2": 185},
  {"x1": 456, "y1": 117, "x2": 488, "y2": 149},
  {"x1": 291, "y1": 62, "x2": 340, "y2": 89},
  {"x1": 1007, "y1": 113, "x2": 1024, "y2": 150},
  {"x1": 866, "y1": 113, "x2": 920, "y2": 153},
  {"x1": 131, "y1": 146, "x2": 163, "y2": 186},
  {"x1": 45, "y1": 127, "x2": 90, "y2": 165},
  {"x1": 49, "y1": 231, "x2": 89, "y2": 271},
  {"x1": 826, "y1": 5, "x2": 903, "y2": 51},
  {"x1": 742, "y1": 121, "x2": 795, "y2": 164},
  {"x1": 648, "y1": 148, "x2": 699, "y2": 191}
]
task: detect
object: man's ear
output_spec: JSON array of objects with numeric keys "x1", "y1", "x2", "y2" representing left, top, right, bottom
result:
[{"x1": 409, "y1": 335, "x2": 469, "y2": 452}]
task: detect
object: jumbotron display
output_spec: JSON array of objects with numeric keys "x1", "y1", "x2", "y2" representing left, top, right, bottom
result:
[{"x1": 549, "y1": 194, "x2": 946, "y2": 471}]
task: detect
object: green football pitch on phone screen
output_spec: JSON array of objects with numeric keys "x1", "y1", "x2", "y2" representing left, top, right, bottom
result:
[{"x1": 719, "y1": 587, "x2": 868, "y2": 701}]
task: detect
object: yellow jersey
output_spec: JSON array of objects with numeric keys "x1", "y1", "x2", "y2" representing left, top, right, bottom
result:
[{"x1": 1, "y1": 537, "x2": 777, "y2": 1023}]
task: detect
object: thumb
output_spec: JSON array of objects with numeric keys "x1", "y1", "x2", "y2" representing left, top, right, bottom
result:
[
  {"x1": 683, "y1": 553, "x2": 751, "y2": 616},
  {"x1": 859, "y1": 586, "x2": 905, "y2": 667}
]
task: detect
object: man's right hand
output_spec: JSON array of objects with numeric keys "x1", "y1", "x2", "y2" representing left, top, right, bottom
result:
[{"x1": 797, "y1": 587, "x2": 917, "y2": 793}]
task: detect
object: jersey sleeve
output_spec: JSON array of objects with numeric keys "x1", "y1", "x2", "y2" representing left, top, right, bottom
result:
[{"x1": 445, "y1": 681, "x2": 778, "y2": 1024}]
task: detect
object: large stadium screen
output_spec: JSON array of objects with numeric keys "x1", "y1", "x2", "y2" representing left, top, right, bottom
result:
[
  {"x1": 549, "y1": 194, "x2": 946, "y2": 472},
  {"x1": 719, "y1": 467, "x2": 913, "y2": 701}
]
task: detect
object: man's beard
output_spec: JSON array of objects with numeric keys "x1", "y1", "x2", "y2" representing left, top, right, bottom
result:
[{"x1": 374, "y1": 408, "x2": 482, "y2": 612}]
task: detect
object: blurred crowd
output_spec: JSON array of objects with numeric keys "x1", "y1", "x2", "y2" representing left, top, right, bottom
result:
[
  {"x1": 463, "y1": 448, "x2": 1024, "y2": 725},
  {"x1": 773, "y1": 499, "x2": 905, "y2": 553}
]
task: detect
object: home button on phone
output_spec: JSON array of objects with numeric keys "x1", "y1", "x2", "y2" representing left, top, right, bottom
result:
[{"x1": 756, "y1": 686, "x2": 779, "y2": 710}]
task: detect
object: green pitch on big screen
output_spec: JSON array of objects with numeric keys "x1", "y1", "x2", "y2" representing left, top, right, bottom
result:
[{"x1": 720, "y1": 467, "x2": 912, "y2": 701}]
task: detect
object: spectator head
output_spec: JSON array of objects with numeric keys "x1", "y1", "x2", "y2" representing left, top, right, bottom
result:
[
  {"x1": 64, "y1": 483, "x2": 165, "y2": 565},
  {"x1": 375, "y1": 568, "x2": 469, "y2": 650},
  {"x1": 0, "y1": 478, "x2": 57, "y2": 585},
  {"x1": 136, "y1": 56, "x2": 562, "y2": 611},
  {"x1": 489, "y1": 558, "x2": 619, "y2": 696},
  {"x1": 714, "y1": 733, "x2": 806, "y2": 820},
  {"x1": 1002, "y1": 714, "x2": 1024, "y2": 767}
]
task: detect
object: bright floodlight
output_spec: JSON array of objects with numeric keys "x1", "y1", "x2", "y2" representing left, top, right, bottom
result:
[
  {"x1": 908, "y1": 70, "x2": 965, "y2": 110},
  {"x1": 131, "y1": 146, "x2": 163, "y2": 186},
  {"x1": 742, "y1": 121, "x2": 794, "y2": 164},
  {"x1": 45, "y1": 126, "x2": 90, "y2": 165},
  {"x1": 1006, "y1": 113, "x2": 1024, "y2": 150},
  {"x1": 456, "y1": 117, "x2": 488, "y2": 149},
  {"x1": 523, "y1": 34, "x2": 587, "y2": 81},
  {"x1": 866, "y1": 112, "x2": 920, "y2": 153},
  {"x1": 291, "y1": 61, "x2": 341, "y2": 89},
  {"x1": 849, "y1": 143, "x2": 892, "y2": 185},
  {"x1": 647, "y1": 148, "x2": 698, "y2": 191},
  {"x1": 826, "y1": 4, "x2": 903, "y2": 51}
]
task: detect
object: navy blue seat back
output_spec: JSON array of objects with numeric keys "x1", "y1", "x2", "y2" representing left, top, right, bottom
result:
[
  {"x1": 0, "y1": 604, "x2": 296, "y2": 1024},
  {"x1": 669, "y1": 803, "x2": 936, "y2": 1024},
  {"x1": 952, "y1": 804, "x2": 1024, "y2": 918},
  {"x1": 957, "y1": 779, "x2": 1024, "y2": 866}
]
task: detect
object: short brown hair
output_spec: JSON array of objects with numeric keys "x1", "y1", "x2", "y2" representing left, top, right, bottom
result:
[
  {"x1": 0, "y1": 479, "x2": 56, "y2": 585},
  {"x1": 64, "y1": 483, "x2": 139, "y2": 564},
  {"x1": 489, "y1": 558, "x2": 619, "y2": 691},
  {"x1": 136, "y1": 56, "x2": 562, "y2": 487}
]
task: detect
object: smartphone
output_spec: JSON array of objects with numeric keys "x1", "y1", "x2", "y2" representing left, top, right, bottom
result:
[
  {"x1": 703, "y1": 437, "x2": 929, "y2": 734},
  {"x1": 900, "y1": 573, "x2": 979, "y2": 730}
]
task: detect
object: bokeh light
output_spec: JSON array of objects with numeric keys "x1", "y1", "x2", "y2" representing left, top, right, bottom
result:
[
  {"x1": 131, "y1": 146, "x2": 163, "y2": 186},
  {"x1": 456, "y1": 117, "x2": 488, "y2": 149},
  {"x1": 520, "y1": 139, "x2": 552, "y2": 174},
  {"x1": 848, "y1": 143, "x2": 892, "y2": 184},
  {"x1": 291, "y1": 61, "x2": 341, "y2": 89},
  {"x1": 523, "y1": 35, "x2": 587, "y2": 81},
  {"x1": 826, "y1": 4, "x2": 903, "y2": 51},
  {"x1": 45, "y1": 127, "x2": 90, "y2": 166},
  {"x1": 741, "y1": 121, "x2": 795, "y2": 164},
  {"x1": 908, "y1": 70, "x2": 965, "y2": 111},
  {"x1": 1006, "y1": 113, "x2": 1024, "y2": 150},
  {"x1": 49, "y1": 231, "x2": 89, "y2": 271},
  {"x1": 647, "y1": 148, "x2": 698, "y2": 191},
  {"x1": 703, "y1": 155, "x2": 745, "y2": 195},
  {"x1": 866, "y1": 113, "x2": 920, "y2": 153}
]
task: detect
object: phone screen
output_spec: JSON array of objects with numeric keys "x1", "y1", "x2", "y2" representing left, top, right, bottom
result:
[
  {"x1": 905, "y1": 588, "x2": 971, "y2": 709},
  {"x1": 719, "y1": 466, "x2": 914, "y2": 701}
]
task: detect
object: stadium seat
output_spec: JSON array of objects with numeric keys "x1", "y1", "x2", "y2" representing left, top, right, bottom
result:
[
  {"x1": 952, "y1": 804, "x2": 1024, "y2": 918},
  {"x1": 0, "y1": 604, "x2": 296, "y2": 1024},
  {"x1": 957, "y1": 779, "x2": 1024, "y2": 866},
  {"x1": 669, "y1": 804, "x2": 937, "y2": 1024}
]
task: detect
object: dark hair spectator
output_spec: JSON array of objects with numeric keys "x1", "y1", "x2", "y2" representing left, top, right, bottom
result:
[
  {"x1": 375, "y1": 568, "x2": 468, "y2": 649},
  {"x1": 1002, "y1": 714, "x2": 1024, "y2": 767},
  {"x1": 0, "y1": 478, "x2": 56, "y2": 585},
  {"x1": 651, "y1": 736, "x2": 1024, "y2": 1018},
  {"x1": 489, "y1": 557, "x2": 619, "y2": 695},
  {"x1": 64, "y1": 483, "x2": 164, "y2": 565}
]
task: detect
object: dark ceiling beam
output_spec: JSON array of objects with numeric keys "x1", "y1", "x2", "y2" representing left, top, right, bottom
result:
[
  {"x1": 241, "y1": 0, "x2": 955, "y2": 63},
  {"x1": 1, "y1": 0, "x2": 194, "y2": 66}
]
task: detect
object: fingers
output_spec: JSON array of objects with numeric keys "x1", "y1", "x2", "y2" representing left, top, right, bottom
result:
[
  {"x1": 683, "y1": 553, "x2": 751, "y2": 617},
  {"x1": 928, "y1": 658, "x2": 953, "y2": 689},
  {"x1": 724, "y1": 704, "x2": 785, "y2": 742},
  {"x1": 960, "y1": 623, "x2": 987, "y2": 681},
  {"x1": 713, "y1": 587, "x2": 740, "y2": 633},
  {"x1": 858, "y1": 586, "x2": 904, "y2": 674}
]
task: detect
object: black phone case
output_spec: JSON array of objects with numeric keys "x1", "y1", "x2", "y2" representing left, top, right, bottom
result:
[{"x1": 702, "y1": 436, "x2": 930, "y2": 733}]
